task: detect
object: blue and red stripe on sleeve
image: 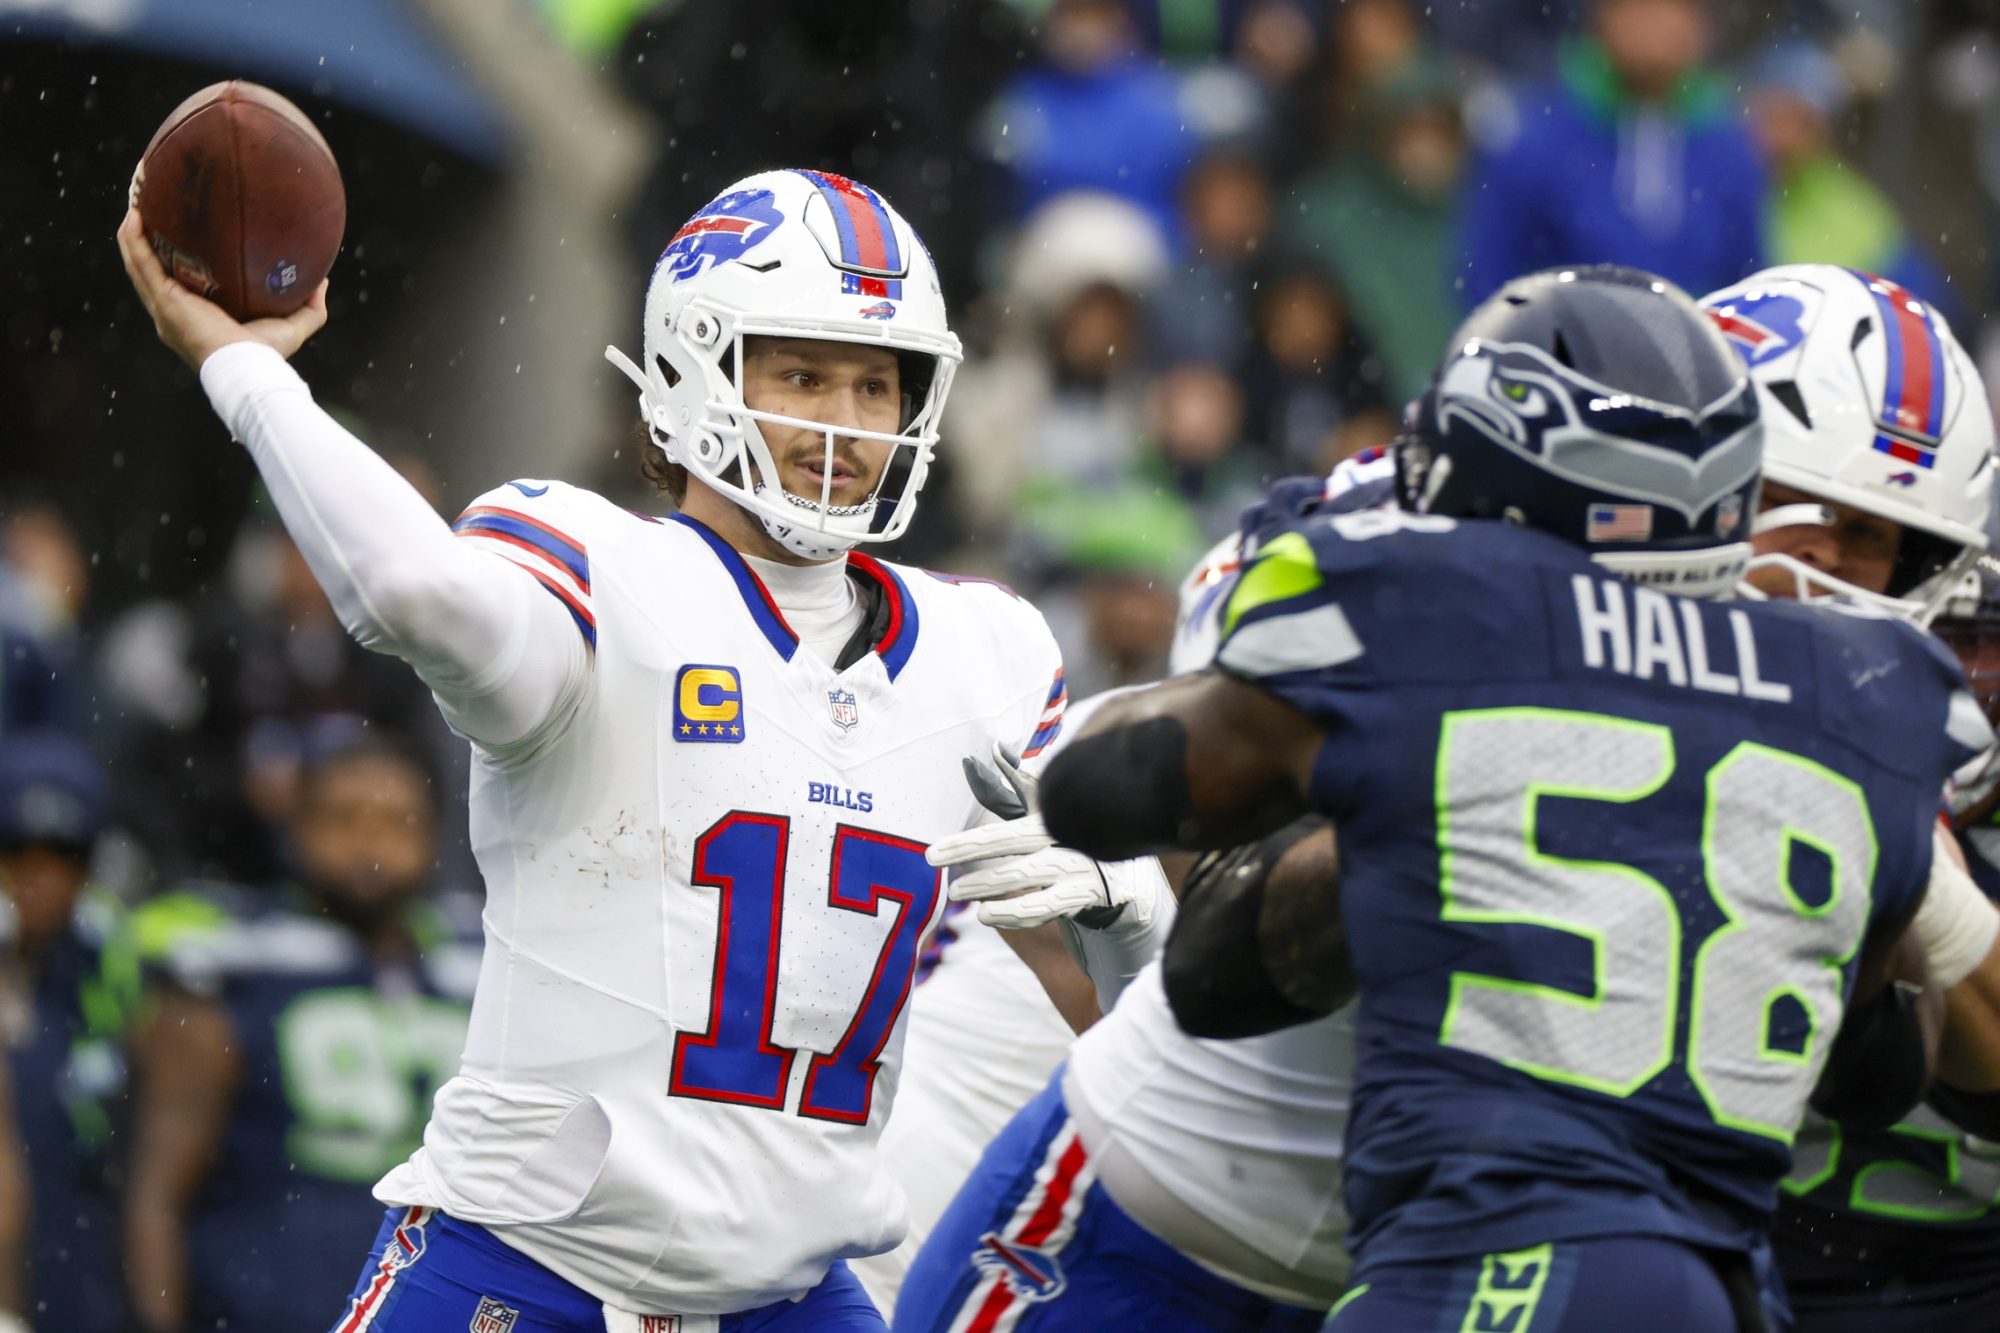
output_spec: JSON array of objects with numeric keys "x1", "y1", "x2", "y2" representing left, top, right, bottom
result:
[
  {"x1": 452, "y1": 503, "x2": 596, "y2": 648},
  {"x1": 1022, "y1": 667, "x2": 1067, "y2": 759}
]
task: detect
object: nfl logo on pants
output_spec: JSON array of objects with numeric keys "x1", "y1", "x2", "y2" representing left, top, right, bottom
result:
[{"x1": 470, "y1": 1296, "x2": 520, "y2": 1333}]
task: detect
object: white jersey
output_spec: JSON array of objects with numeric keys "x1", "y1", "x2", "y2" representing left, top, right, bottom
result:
[
  {"x1": 370, "y1": 481, "x2": 1068, "y2": 1314},
  {"x1": 851, "y1": 908, "x2": 1074, "y2": 1309},
  {"x1": 1065, "y1": 966, "x2": 1355, "y2": 1307}
]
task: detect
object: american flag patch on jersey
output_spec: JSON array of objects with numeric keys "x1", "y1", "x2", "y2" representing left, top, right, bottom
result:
[
  {"x1": 1022, "y1": 668, "x2": 1067, "y2": 759},
  {"x1": 1586, "y1": 504, "x2": 1654, "y2": 543}
]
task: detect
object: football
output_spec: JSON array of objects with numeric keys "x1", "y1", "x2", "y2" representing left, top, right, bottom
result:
[{"x1": 130, "y1": 80, "x2": 345, "y2": 320}]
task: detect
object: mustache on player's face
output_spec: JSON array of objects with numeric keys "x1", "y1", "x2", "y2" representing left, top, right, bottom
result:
[{"x1": 779, "y1": 435, "x2": 878, "y2": 488}]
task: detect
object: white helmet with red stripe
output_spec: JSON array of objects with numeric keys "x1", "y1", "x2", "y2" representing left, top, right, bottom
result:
[
  {"x1": 607, "y1": 169, "x2": 962, "y2": 560},
  {"x1": 1701, "y1": 264, "x2": 1993, "y2": 623}
]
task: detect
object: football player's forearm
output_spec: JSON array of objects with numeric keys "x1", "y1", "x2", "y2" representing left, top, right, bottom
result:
[
  {"x1": 1938, "y1": 937, "x2": 2000, "y2": 1092},
  {"x1": 996, "y1": 921, "x2": 1102, "y2": 1035},
  {"x1": 122, "y1": 1193, "x2": 190, "y2": 1332},
  {"x1": 1164, "y1": 815, "x2": 1347, "y2": 1040},
  {"x1": 1042, "y1": 673, "x2": 1316, "y2": 860},
  {"x1": 1917, "y1": 829, "x2": 2000, "y2": 1091},
  {"x1": 0, "y1": 1069, "x2": 27, "y2": 1319},
  {"x1": 125, "y1": 994, "x2": 238, "y2": 1331},
  {"x1": 200, "y1": 343, "x2": 580, "y2": 740},
  {"x1": 1812, "y1": 926, "x2": 1941, "y2": 1130}
]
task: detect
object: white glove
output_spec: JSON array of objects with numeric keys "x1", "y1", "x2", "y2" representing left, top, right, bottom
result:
[{"x1": 927, "y1": 744, "x2": 1157, "y2": 932}]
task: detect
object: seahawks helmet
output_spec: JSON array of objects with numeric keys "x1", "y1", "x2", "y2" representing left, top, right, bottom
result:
[
  {"x1": 1397, "y1": 265, "x2": 1763, "y2": 599},
  {"x1": 607, "y1": 170, "x2": 963, "y2": 561}
]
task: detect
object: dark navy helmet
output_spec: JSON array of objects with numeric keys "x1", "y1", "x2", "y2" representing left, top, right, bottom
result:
[
  {"x1": 0, "y1": 729, "x2": 108, "y2": 854},
  {"x1": 1397, "y1": 265, "x2": 1763, "y2": 598}
]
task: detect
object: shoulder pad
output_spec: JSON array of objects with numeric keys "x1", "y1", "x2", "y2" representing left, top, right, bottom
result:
[
  {"x1": 452, "y1": 480, "x2": 596, "y2": 648},
  {"x1": 1801, "y1": 606, "x2": 1993, "y2": 782},
  {"x1": 1218, "y1": 508, "x2": 1464, "y2": 682}
]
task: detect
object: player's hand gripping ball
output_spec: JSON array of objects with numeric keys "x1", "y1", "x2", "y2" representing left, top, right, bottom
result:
[{"x1": 130, "y1": 80, "x2": 345, "y2": 320}]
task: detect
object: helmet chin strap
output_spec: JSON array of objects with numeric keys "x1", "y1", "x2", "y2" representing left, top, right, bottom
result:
[{"x1": 756, "y1": 485, "x2": 875, "y2": 562}]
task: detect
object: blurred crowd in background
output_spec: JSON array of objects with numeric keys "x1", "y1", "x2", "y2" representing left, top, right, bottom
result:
[{"x1": 5, "y1": 0, "x2": 2000, "y2": 1326}]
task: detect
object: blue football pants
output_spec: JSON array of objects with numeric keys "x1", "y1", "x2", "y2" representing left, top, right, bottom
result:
[
  {"x1": 896, "y1": 1076, "x2": 1326, "y2": 1331},
  {"x1": 327, "y1": 1205, "x2": 884, "y2": 1332}
]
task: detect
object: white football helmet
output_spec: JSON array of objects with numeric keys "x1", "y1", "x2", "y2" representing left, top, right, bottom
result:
[
  {"x1": 607, "y1": 169, "x2": 963, "y2": 560},
  {"x1": 1702, "y1": 264, "x2": 1994, "y2": 624},
  {"x1": 1167, "y1": 451, "x2": 1401, "y2": 673}
]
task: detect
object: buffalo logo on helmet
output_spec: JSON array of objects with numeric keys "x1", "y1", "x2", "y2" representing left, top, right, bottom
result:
[
  {"x1": 858, "y1": 300, "x2": 897, "y2": 320},
  {"x1": 658, "y1": 188, "x2": 785, "y2": 283},
  {"x1": 1707, "y1": 291, "x2": 1809, "y2": 369},
  {"x1": 973, "y1": 1232, "x2": 1067, "y2": 1301}
]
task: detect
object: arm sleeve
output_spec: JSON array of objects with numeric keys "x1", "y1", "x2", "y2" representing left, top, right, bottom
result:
[{"x1": 199, "y1": 342, "x2": 586, "y2": 749}]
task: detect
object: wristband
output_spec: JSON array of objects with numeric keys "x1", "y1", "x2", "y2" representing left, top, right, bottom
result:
[
  {"x1": 1058, "y1": 858, "x2": 1176, "y2": 1013},
  {"x1": 1917, "y1": 835, "x2": 2000, "y2": 989}
]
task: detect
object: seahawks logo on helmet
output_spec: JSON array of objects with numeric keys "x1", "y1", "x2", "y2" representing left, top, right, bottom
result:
[{"x1": 1433, "y1": 341, "x2": 1761, "y2": 524}]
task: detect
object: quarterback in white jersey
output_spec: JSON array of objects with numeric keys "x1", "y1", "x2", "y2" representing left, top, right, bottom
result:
[{"x1": 117, "y1": 170, "x2": 1098, "y2": 1331}]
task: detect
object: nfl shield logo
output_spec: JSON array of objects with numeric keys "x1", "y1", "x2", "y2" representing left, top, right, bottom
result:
[
  {"x1": 469, "y1": 1296, "x2": 520, "y2": 1333},
  {"x1": 828, "y1": 687, "x2": 859, "y2": 732}
]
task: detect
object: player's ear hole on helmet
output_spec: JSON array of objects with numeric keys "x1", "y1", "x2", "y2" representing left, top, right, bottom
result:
[
  {"x1": 1889, "y1": 527, "x2": 1964, "y2": 600},
  {"x1": 895, "y1": 350, "x2": 935, "y2": 432},
  {"x1": 1766, "y1": 380, "x2": 1811, "y2": 429}
]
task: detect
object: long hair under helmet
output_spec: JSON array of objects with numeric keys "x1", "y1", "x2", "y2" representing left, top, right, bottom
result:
[
  {"x1": 607, "y1": 170, "x2": 963, "y2": 561},
  {"x1": 1396, "y1": 265, "x2": 1764, "y2": 599},
  {"x1": 1701, "y1": 264, "x2": 1992, "y2": 625}
]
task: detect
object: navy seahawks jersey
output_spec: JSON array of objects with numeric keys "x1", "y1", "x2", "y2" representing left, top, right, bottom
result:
[
  {"x1": 7, "y1": 895, "x2": 142, "y2": 1333},
  {"x1": 1770, "y1": 823, "x2": 2000, "y2": 1322},
  {"x1": 155, "y1": 887, "x2": 476, "y2": 1331},
  {"x1": 1214, "y1": 508, "x2": 1987, "y2": 1268}
]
